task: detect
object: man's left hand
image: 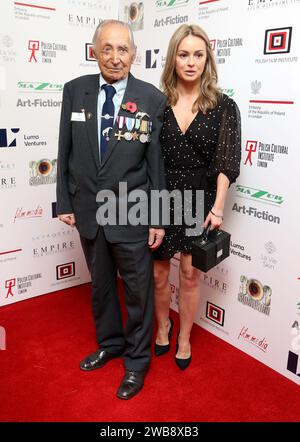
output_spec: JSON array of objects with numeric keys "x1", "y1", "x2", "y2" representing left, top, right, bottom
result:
[{"x1": 148, "y1": 228, "x2": 165, "y2": 250}]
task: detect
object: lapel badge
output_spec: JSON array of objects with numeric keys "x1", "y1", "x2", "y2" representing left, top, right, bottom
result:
[{"x1": 87, "y1": 112, "x2": 93, "y2": 120}]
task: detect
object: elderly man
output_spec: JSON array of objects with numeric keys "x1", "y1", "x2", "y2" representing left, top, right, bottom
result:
[{"x1": 56, "y1": 20, "x2": 166, "y2": 400}]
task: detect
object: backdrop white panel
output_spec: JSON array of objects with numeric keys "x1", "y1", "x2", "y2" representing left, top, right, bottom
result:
[
  {"x1": 119, "y1": 0, "x2": 300, "y2": 386},
  {"x1": 0, "y1": 0, "x2": 118, "y2": 306}
]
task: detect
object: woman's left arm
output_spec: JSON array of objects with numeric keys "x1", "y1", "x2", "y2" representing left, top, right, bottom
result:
[{"x1": 203, "y1": 172, "x2": 229, "y2": 229}]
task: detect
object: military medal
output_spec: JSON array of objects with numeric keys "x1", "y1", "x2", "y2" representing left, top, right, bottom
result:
[
  {"x1": 139, "y1": 133, "x2": 148, "y2": 143},
  {"x1": 131, "y1": 131, "x2": 139, "y2": 141},
  {"x1": 124, "y1": 132, "x2": 133, "y2": 141}
]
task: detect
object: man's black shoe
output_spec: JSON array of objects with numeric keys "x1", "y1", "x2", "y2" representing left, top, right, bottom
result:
[
  {"x1": 80, "y1": 349, "x2": 123, "y2": 371},
  {"x1": 116, "y1": 369, "x2": 146, "y2": 400}
]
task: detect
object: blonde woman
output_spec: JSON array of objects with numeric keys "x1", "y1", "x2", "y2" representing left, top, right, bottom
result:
[{"x1": 153, "y1": 25, "x2": 241, "y2": 369}]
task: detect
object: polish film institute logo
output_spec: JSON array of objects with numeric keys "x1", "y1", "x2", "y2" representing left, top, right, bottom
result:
[
  {"x1": 56, "y1": 262, "x2": 75, "y2": 280},
  {"x1": 264, "y1": 27, "x2": 292, "y2": 55},
  {"x1": 244, "y1": 140, "x2": 257, "y2": 166},
  {"x1": 85, "y1": 43, "x2": 96, "y2": 61},
  {"x1": 206, "y1": 301, "x2": 225, "y2": 326},
  {"x1": 28, "y1": 40, "x2": 40, "y2": 62}
]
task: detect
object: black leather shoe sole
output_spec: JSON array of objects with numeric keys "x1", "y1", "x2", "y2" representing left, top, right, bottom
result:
[{"x1": 154, "y1": 318, "x2": 174, "y2": 356}]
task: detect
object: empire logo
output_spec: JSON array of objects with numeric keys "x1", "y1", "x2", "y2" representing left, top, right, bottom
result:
[{"x1": 264, "y1": 27, "x2": 292, "y2": 55}]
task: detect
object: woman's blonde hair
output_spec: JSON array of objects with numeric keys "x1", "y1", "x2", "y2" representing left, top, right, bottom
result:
[{"x1": 161, "y1": 24, "x2": 221, "y2": 113}]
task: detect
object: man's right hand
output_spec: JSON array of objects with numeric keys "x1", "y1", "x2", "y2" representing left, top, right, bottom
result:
[{"x1": 58, "y1": 213, "x2": 76, "y2": 227}]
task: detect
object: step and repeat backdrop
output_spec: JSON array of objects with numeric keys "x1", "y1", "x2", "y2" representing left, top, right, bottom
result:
[
  {"x1": 1, "y1": 0, "x2": 300, "y2": 385},
  {"x1": 0, "y1": 0, "x2": 118, "y2": 305},
  {"x1": 119, "y1": 0, "x2": 300, "y2": 386}
]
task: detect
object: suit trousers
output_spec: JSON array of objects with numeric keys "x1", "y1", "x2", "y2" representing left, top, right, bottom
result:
[{"x1": 80, "y1": 227, "x2": 154, "y2": 372}]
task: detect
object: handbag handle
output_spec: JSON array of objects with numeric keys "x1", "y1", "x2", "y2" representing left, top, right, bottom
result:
[{"x1": 201, "y1": 224, "x2": 212, "y2": 242}]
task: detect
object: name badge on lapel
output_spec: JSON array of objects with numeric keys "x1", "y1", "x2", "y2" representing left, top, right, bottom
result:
[{"x1": 71, "y1": 112, "x2": 86, "y2": 122}]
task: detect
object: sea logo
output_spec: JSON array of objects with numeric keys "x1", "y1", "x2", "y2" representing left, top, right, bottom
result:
[
  {"x1": 17, "y1": 81, "x2": 63, "y2": 92},
  {"x1": 0, "y1": 128, "x2": 20, "y2": 148},
  {"x1": 235, "y1": 184, "x2": 284, "y2": 206},
  {"x1": 156, "y1": 0, "x2": 190, "y2": 10},
  {"x1": 238, "y1": 275, "x2": 271, "y2": 316},
  {"x1": 206, "y1": 301, "x2": 225, "y2": 326},
  {"x1": 124, "y1": 2, "x2": 144, "y2": 31},
  {"x1": 85, "y1": 43, "x2": 96, "y2": 61},
  {"x1": 264, "y1": 27, "x2": 292, "y2": 55},
  {"x1": 56, "y1": 262, "x2": 75, "y2": 280}
]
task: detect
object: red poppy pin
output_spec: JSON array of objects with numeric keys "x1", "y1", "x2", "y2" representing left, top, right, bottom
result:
[{"x1": 122, "y1": 101, "x2": 137, "y2": 113}]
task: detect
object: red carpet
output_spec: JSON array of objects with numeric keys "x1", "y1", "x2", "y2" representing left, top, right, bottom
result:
[{"x1": 0, "y1": 283, "x2": 299, "y2": 422}]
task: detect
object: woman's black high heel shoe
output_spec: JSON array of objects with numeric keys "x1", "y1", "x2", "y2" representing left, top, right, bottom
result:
[
  {"x1": 154, "y1": 318, "x2": 174, "y2": 356},
  {"x1": 175, "y1": 332, "x2": 192, "y2": 370}
]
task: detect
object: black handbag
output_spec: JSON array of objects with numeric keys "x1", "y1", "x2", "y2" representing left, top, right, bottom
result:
[{"x1": 192, "y1": 225, "x2": 231, "y2": 272}]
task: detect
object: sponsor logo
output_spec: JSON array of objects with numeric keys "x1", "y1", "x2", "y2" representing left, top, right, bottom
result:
[
  {"x1": 17, "y1": 98, "x2": 61, "y2": 108},
  {"x1": 232, "y1": 203, "x2": 280, "y2": 224},
  {"x1": 221, "y1": 87, "x2": 234, "y2": 97},
  {"x1": 145, "y1": 49, "x2": 161, "y2": 69},
  {"x1": 238, "y1": 326, "x2": 269, "y2": 353},
  {"x1": 251, "y1": 80, "x2": 262, "y2": 95},
  {"x1": 260, "y1": 241, "x2": 277, "y2": 270},
  {"x1": 124, "y1": 2, "x2": 144, "y2": 31},
  {"x1": 154, "y1": 14, "x2": 188, "y2": 27},
  {"x1": 33, "y1": 240, "x2": 75, "y2": 258},
  {"x1": 210, "y1": 36, "x2": 243, "y2": 64},
  {"x1": 206, "y1": 301, "x2": 225, "y2": 326},
  {"x1": 13, "y1": 205, "x2": 43, "y2": 223},
  {"x1": 66, "y1": 0, "x2": 112, "y2": 8},
  {"x1": 200, "y1": 272, "x2": 228, "y2": 294},
  {"x1": 85, "y1": 43, "x2": 96, "y2": 61},
  {"x1": 23, "y1": 134, "x2": 47, "y2": 147},
  {"x1": 244, "y1": 139, "x2": 288, "y2": 168},
  {"x1": 0, "y1": 161, "x2": 15, "y2": 171},
  {"x1": 235, "y1": 184, "x2": 284, "y2": 206},
  {"x1": 230, "y1": 240, "x2": 251, "y2": 261},
  {"x1": 0, "y1": 248, "x2": 22, "y2": 264},
  {"x1": 248, "y1": 0, "x2": 300, "y2": 11},
  {"x1": 29, "y1": 159, "x2": 57, "y2": 186},
  {"x1": 28, "y1": 39, "x2": 67, "y2": 64},
  {"x1": 56, "y1": 262, "x2": 75, "y2": 280},
  {"x1": 238, "y1": 275, "x2": 271, "y2": 316},
  {"x1": 0, "y1": 35, "x2": 16, "y2": 63},
  {"x1": 0, "y1": 128, "x2": 20, "y2": 148},
  {"x1": 14, "y1": 1, "x2": 55, "y2": 21},
  {"x1": 0, "y1": 176, "x2": 16, "y2": 190},
  {"x1": 264, "y1": 27, "x2": 292, "y2": 55},
  {"x1": 17, "y1": 81, "x2": 63, "y2": 92},
  {"x1": 255, "y1": 26, "x2": 297, "y2": 64},
  {"x1": 156, "y1": 0, "x2": 190, "y2": 10},
  {"x1": 68, "y1": 14, "x2": 102, "y2": 28},
  {"x1": 287, "y1": 351, "x2": 300, "y2": 377},
  {"x1": 198, "y1": 0, "x2": 229, "y2": 20},
  {"x1": 3, "y1": 273, "x2": 42, "y2": 297},
  {"x1": 133, "y1": 50, "x2": 142, "y2": 66}
]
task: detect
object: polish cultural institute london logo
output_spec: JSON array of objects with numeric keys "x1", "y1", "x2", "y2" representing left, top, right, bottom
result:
[
  {"x1": 244, "y1": 140, "x2": 257, "y2": 166},
  {"x1": 238, "y1": 276, "x2": 272, "y2": 316},
  {"x1": 28, "y1": 40, "x2": 40, "y2": 62},
  {"x1": 264, "y1": 27, "x2": 292, "y2": 55}
]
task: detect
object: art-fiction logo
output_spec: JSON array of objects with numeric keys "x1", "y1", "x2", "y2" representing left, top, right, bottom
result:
[
  {"x1": 29, "y1": 159, "x2": 57, "y2": 186},
  {"x1": 0, "y1": 128, "x2": 20, "y2": 147},
  {"x1": 154, "y1": 14, "x2": 188, "y2": 28},
  {"x1": 232, "y1": 203, "x2": 280, "y2": 225},
  {"x1": 238, "y1": 326, "x2": 269, "y2": 353},
  {"x1": 17, "y1": 81, "x2": 63, "y2": 93},
  {"x1": 56, "y1": 262, "x2": 75, "y2": 280},
  {"x1": 264, "y1": 27, "x2": 292, "y2": 55},
  {"x1": 85, "y1": 43, "x2": 96, "y2": 62},
  {"x1": 235, "y1": 184, "x2": 284, "y2": 206},
  {"x1": 28, "y1": 39, "x2": 67, "y2": 63},
  {"x1": 124, "y1": 2, "x2": 144, "y2": 31},
  {"x1": 156, "y1": 0, "x2": 190, "y2": 11},
  {"x1": 244, "y1": 139, "x2": 288, "y2": 168},
  {"x1": 238, "y1": 275, "x2": 272, "y2": 316},
  {"x1": 206, "y1": 301, "x2": 225, "y2": 326}
]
